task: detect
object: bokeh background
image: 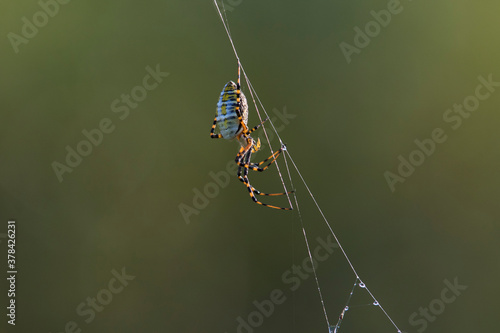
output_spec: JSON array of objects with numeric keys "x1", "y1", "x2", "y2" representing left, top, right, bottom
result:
[{"x1": 1, "y1": 0, "x2": 499, "y2": 332}]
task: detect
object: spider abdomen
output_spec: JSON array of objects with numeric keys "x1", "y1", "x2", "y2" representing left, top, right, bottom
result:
[{"x1": 216, "y1": 81, "x2": 248, "y2": 139}]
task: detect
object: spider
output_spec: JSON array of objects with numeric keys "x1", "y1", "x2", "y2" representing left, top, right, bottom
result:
[{"x1": 210, "y1": 63, "x2": 293, "y2": 210}]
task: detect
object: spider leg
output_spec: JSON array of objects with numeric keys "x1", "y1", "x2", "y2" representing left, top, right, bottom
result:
[
  {"x1": 234, "y1": 61, "x2": 251, "y2": 135},
  {"x1": 237, "y1": 150, "x2": 294, "y2": 196},
  {"x1": 242, "y1": 170, "x2": 293, "y2": 210},
  {"x1": 236, "y1": 147, "x2": 293, "y2": 210},
  {"x1": 244, "y1": 117, "x2": 269, "y2": 135},
  {"x1": 210, "y1": 115, "x2": 222, "y2": 138},
  {"x1": 236, "y1": 142, "x2": 283, "y2": 172}
]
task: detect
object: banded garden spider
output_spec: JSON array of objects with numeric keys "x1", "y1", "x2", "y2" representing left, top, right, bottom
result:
[{"x1": 209, "y1": 63, "x2": 293, "y2": 210}]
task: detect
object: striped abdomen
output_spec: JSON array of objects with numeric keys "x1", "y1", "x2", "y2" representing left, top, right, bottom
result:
[{"x1": 216, "y1": 81, "x2": 248, "y2": 139}]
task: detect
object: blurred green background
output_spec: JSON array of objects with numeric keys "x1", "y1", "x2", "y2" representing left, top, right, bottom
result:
[{"x1": 1, "y1": 0, "x2": 499, "y2": 332}]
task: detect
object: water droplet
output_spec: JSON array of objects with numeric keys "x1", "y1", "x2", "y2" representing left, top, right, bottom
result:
[
  {"x1": 359, "y1": 282, "x2": 365, "y2": 288},
  {"x1": 373, "y1": 300, "x2": 379, "y2": 306}
]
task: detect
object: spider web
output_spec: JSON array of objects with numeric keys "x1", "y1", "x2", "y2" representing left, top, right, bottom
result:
[{"x1": 212, "y1": 1, "x2": 403, "y2": 332}]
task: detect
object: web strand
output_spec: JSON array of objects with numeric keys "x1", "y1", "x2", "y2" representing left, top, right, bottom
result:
[
  {"x1": 285, "y1": 150, "x2": 402, "y2": 332},
  {"x1": 331, "y1": 279, "x2": 357, "y2": 332},
  {"x1": 283, "y1": 150, "x2": 330, "y2": 328},
  {"x1": 212, "y1": 1, "x2": 401, "y2": 332}
]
